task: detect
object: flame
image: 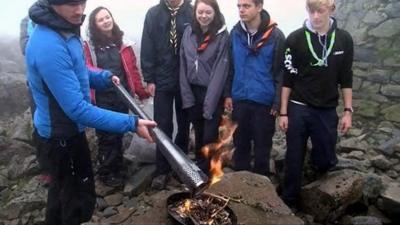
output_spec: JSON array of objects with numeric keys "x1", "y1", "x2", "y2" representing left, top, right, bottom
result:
[
  {"x1": 179, "y1": 199, "x2": 192, "y2": 213},
  {"x1": 202, "y1": 114, "x2": 237, "y2": 186}
]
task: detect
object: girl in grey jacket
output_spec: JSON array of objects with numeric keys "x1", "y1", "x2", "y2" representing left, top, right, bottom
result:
[{"x1": 179, "y1": 0, "x2": 230, "y2": 173}]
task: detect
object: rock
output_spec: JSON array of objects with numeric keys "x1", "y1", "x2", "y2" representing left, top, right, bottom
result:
[
  {"x1": 129, "y1": 172, "x2": 304, "y2": 225},
  {"x1": 369, "y1": 18, "x2": 400, "y2": 38},
  {"x1": 96, "y1": 197, "x2": 108, "y2": 211},
  {"x1": 354, "y1": 48, "x2": 379, "y2": 63},
  {"x1": 363, "y1": 174, "x2": 384, "y2": 203},
  {"x1": 384, "y1": 2, "x2": 400, "y2": 18},
  {"x1": 104, "y1": 193, "x2": 123, "y2": 207},
  {"x1": 9, "y1": 109, "x2": 33, "y2": 143},
  {"x1": 381, "y1": 84, "x2": 400, "y2": 98},
  {"x1": 377, "y1": 182, "x2": 400, "y2": 220},
  {"x1": 300, "y1": 169, "x2": 364, "y2": 222},
  {"x1": 350, "y1": 216, "x2": 382, "y2": 225},
  {"x1": 124, "y1": 134, "x2": 156, "y2": 164},
  {"x1": 207, "y1": 171, "x2": 304, "y2": 225},
  {"x1": 0, "y1": 70, "x2": 30, "y2": 120},
  {"x1": 386, "y1": 170, "x2": 398, "y2": 179},
  {"x1": 123, "y1": 165, "x2": 155, "y2": 197},
  {"x1": 3, "y1": 177, "x2": 46, "y2": 220},
  {"x1": 335, "y1": 156, "x2": 370, "y2": 172},
  {"x1": 353, "y1": 100, "x2": 380, "y2": 118},
  {"x1": 371, "y1": 155, "x2": 392, "y2": 170},
  {"x1": 382, "y1": 104, "x2": 400, "y2": 123},
  {"x1": 103, "y1": 207, "x2": 118, "y2": 218},
  {"x1": 338, "y1": 137, "x2": 369, "y2": 153},
  {"x1": 362, "y1": 11, "x2": 387, "y2": 26},
  {"x1": 103, "y1": 207, "x2": 136, "y2": 224},
  {"x1": 367, "y1": 205, "x2": 391, "y2": 225},
  {"x1": 347, "y1": 151, "x2": 365, "y2": 160},
  {"x1": 7, "y1": 154, "x2": 39, "y2": 180}
]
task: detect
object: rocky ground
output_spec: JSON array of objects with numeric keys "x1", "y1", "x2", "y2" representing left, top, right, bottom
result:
[{"x1": 0, "y1": 107, "x2": 400, "y2": 225}]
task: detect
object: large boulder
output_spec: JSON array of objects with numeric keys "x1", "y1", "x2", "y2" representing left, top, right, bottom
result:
[
  {"x1": 127, "y1": 171, "x2": 304, "y2": 225},
  {"x1": 300, "y1": 169, "x2": 364, "y2": 222},
  {"x1": 377, "y1": 182, "x2": 400, "y2": 220}
]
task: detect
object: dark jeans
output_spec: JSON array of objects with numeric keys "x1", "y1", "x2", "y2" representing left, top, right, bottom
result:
[
  {"x1": 191, "y1": 109, "x2": 223, "y2": 173},
  {"x1": 33, "y1": 131, "x2": 96, "y2": 225},
  {"x1": 154, "y1": 90, "x2": 190, "y2": 175},
  {"x1": 232, "y1": 100, "x2": 275, "y2": 176},
  {"x1": 95, "y1": 91, "x2": 128, "y2": 177},
  {"x1": 282, "y1": 102, "x2": 338, "y2": 204}
]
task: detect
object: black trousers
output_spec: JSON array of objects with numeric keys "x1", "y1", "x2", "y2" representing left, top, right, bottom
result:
[
  {"x1": 34, "y1": 131, "x2": 96, "y2": 225},
  {"x1": 282, "y1": 102, "x2": 338, "y2": 204},
  {"x1": 154, "y1": 90, "x2": 190, "y2": 175},
  {"x1": 232, "y1": 100, "x2": 275, "y2": 176},
  {"x1": 95, "y1": 91, "x2": 128, "y2": 176},
  {"x1": 191, "y1": 109, "x2": 223, "y2": 173}
]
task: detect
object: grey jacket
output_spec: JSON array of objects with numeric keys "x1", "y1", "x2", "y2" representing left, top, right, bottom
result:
[{"x1": 179, "y1": 25, "x2": 230, "y2": 120}]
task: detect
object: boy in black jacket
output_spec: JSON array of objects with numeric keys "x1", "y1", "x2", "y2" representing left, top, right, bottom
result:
[
  {"x1": 141, "y1": 0, "x2": 192, "y2": 190},
  {"x1": 279, "y1": 0, "x2": 354, "y2": 208}
]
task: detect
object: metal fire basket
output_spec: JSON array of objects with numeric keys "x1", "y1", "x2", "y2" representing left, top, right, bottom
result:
[{"x1": 114, "y1": 83, "x2": 209, "y2": 194}]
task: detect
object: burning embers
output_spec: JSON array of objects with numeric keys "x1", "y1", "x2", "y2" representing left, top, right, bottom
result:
[
  {"x1": 167, "y1": 192, "x2": 236, "y2": 225},
  {"x1": 167, "y1": 115, "x2": 238, "y2": 225},
  {"x1": 202, "y1": 114, "x2": 238, "y2": 185}
]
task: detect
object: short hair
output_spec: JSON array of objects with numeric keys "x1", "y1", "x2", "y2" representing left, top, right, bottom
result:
[
  {"x1": 306, "y1": 0, "x2": 335, "y2": 11},
  {"x1": 252, "y1": 0, "x2": 263, "y2": 6}
]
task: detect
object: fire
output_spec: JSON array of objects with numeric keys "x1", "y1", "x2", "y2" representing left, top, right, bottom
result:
[
  {"x1": 179, "y1": 199, "x2": 192, "y2": 213},
  {"x1": 202, "y1": 114, "x2": 237, "y2": 186}
]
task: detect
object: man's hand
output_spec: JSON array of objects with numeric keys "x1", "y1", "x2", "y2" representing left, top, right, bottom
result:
[
  {"x1": 111, "y1": 75, "x2": 120, "y2": 85},
  {"x1": 279, "y1": 116, "x2": 288, "y2": 132},
  {"x1": 146, "y1": 83, "x2": 156, "y2": 97},
  {"x1": 339, "y1": 112, "x2": 352, "y2": 134},
  {"x1": 136, "y1": 119, "x2": 157, "y2": 143},
  {"x1": 224, "y1": 97, "x2": 233, "y2": 112}
]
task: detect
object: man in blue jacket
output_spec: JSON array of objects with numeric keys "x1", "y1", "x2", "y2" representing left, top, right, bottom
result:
[
  {"x1": 225, "y1": 0, "x2": 285, "y2": 176},
  {"x1": 141, "y1": 0, "x2": 192, "y2": 190},
  {"x1": 26, "y1": 0, "x2": 156, "y2": 224}
]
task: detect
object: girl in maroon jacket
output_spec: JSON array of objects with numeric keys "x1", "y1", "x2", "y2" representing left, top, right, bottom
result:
[{"x1": 84, "y1": 6, "x2": 150, "y2": 187}]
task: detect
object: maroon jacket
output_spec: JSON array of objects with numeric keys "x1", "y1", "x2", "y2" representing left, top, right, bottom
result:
[{"x1": 83, "y1": 41, "x2": 149, "y2": 101}]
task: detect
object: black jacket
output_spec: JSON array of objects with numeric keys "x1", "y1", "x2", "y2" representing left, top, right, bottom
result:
[
  {"x1": 141, "y1": 0, "x2": 193, "y2": 91},
  {"x1": 283, "y1": 18, "x2": 353, "y2": 108}
]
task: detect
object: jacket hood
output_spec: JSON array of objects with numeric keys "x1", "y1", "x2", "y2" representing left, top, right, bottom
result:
[
  {"x1": 303, "y1": 17, "x2": 337, "y2": 35},
  {"x1": 237, "y1": 9, "x2": 271, "y2": 35},
  {"x1": 29, "y1": 0, "x2": 83, "y2": 34}
]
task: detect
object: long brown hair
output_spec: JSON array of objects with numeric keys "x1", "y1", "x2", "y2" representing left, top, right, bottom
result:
[
  {"x1": 88, "y1": 6, "x2": 124, "y2": 49},
  {"x1": 192, "y1": 0, "x2": 224, "y2": 39}
]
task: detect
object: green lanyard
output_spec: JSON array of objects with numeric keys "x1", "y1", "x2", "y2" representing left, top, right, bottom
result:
[{"x1": 305, "y1": 30, "x2": 336, "y2": 67}]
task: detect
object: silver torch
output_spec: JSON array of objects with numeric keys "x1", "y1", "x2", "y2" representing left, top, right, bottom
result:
[{"x1": 114, "y1": 83, "x2": 209, "y2": 194}]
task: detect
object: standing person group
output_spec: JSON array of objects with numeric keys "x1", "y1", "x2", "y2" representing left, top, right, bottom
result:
[
  {"x1": 179, "y1": 0, "x2": 230, "y2": 173},
  {"x1": 141, "y1": 0, "x2": 192, "y2": 190},
  {"x1": 225, "y1": 0, "x2": 285, "y2": 176},
  {"x1": 26, "y1": 0, "x2": 156, "y2": 224},
  {"x1": 279, "y1": 0, "x2": 353, "y2": 208},
  {"x1": 84, "y1": 6, "x2": 150, "y2": 187},
  {"x1": 24, "y1": 0, "x2": 353, "y2": 223}
]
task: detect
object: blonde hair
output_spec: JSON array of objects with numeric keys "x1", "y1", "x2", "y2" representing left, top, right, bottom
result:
[{"x1": 306, "y1": 0, "x2": 335, "y2": 11}]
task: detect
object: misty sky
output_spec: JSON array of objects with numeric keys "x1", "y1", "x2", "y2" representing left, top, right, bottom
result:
[{"x1": 1, "y1": 0, "x2": 307, "y2": 42}]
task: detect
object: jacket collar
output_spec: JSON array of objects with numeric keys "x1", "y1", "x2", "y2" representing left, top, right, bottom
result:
[{"x1": 303, "y1": 17, "x2": 337, "y2": 35}]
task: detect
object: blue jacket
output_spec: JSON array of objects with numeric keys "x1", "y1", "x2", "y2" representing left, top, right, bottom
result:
[
  {"x1": 229, "y1": 10, "x2": 285, "y2": 108},
  {"x1": 26, "y1": 0, "x2": 137, "y2": 139}
]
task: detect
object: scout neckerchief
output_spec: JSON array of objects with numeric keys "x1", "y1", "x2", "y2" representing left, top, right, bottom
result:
[
  {"x1": 197, "y1": 35, "x2": 210, "y2": 53},
  {"x1": 165, "y1": 0, "x2": 183, "y2": 55},
  {"x1": 305, "y1": 29, "x2": 336, "y2": 67},
  {"x1": 253, "y1": 20, "x2": 277, "y2": 52}
]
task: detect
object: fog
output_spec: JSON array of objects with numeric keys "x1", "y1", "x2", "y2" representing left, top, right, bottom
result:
[{"x1": 0, "y1": 0, "x2": 307, "y2": 43}]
